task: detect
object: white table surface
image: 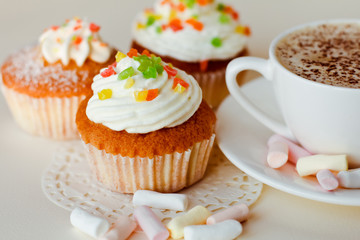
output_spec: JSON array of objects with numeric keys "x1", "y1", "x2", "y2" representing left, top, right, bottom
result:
[{"x1": 1, "y1": 0, "x2": 360, "y2": 239}]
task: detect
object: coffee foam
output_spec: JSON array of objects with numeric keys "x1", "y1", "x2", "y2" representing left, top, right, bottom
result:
[{"x1": 276, "y1": 23, "x2": 360, "y2": 89}]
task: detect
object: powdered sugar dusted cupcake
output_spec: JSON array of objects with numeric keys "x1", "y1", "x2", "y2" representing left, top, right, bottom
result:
[
  {"x1": 1, "y1": 17, "x2": 116, "y2": 140},
  {"x1": 76, "y1": 49, "x2": 216, "y2": 193},
  {"x1": 132, "y1": 0, "x2": 250, "y2": 107}
]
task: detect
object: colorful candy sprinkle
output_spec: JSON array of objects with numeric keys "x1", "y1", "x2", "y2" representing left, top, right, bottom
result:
[
  {"x1": 217, "y1": 3, "x2": 225, "y2": 11},
  {"x1": 219, "y1": 14, "x2": 231, "y2": 24},
  {"x1": 185, "y1": 0, "x2": 196, "y2": 8},
  {"x1": 173, "y1": 77, "x2": 189, "y2": 89},
  {"x1": 147, "y1": 16, "x2": 156, "y2": 27},
  {"x1": 134, "y1": 90, "x2": 148, "y2": 102},
  {"x1": 235, "y1": 25, "x2": 251, "y2": 36},
  {"x1": 73, "y1": 25, "x2": 82, "y2": 31},
  {"x1": 174, "y1": 84, "x2": 186, "y2": 93},
  {"x1": 51, "y1": 26, "x2": 60, "y2": 31},
  {"x1": 89, "y1": 23, "x2": 101, "y2": 32},
  {"x1": 98, "y1": 89, "x2": 112, "y2": 100},
  {"x1": 156, "y1": 26, "x2": 163, "y2": 34},
  {"x1": 119, "y1": 67, "x2": 136, "y2": 80},
  {"x1": 127, "y1": 48, "x2": 139, "y2": 58},
  {"x1": 142, "y1": 49, "x2": 151, "y2": 57},
  {"x1": 143, "y1": 67, "x2": 157, "y2": 79},
  {"x1": 177, "y1": 2, "x2": 186, "y2": 12},
  {"x1": 197, "y1": 0, "x2": 211, "y2": 6},
  {"x1": 100, "y1": 67, "x2": 116, "y2": 78},
  {"x1": 185, "y1": 19, "x2": 204, "y2": 31},
  {"x1": 73, "y1": 36, "x2": 83, "y2": 45},
  {"x1": 146, "y1": 89, "x2": 159, "y2": 101},
  {"x1": 164, "y1": 65, "x2": 178, "y2": 77},
  {"x1": 116, "y1": 51, "x2": 127, "y2": 62},
  {"x1": 137, "y1": 23, "x2": 146, "y2": 30},
  {"x1": 169, "y1": 19, "x2": 183, "y2": 32},
  {"x1": 211, "y1": 37, "x2": 222, "y2": 47},
  {"x1": 124, "y1": 78, "x2": 135, "y2": 89}
]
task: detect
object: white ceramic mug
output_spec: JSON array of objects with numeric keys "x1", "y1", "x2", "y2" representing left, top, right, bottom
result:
[{"x1": 226, "y1": 19, "x2": 360, "y2": 168}]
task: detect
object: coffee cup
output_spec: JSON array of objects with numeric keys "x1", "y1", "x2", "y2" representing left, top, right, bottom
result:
[{"x1": 226, "y1": 19, "x2": 360, "y2": 168}]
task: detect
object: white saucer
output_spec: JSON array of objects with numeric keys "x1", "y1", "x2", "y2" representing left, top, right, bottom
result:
[{"x1": 216, "y1": 77, "x2": 360, "y2": 206}]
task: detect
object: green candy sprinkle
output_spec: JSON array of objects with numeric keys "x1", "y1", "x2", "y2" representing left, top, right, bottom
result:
[
  {"x1": 88, "y1": 35, "x2": 93, "y2": 42},
  {"x1": 118, "y1": 67, "x2": 136, "y2": 80},
  {"x1": 147, "y1": 16, "x2": 156, "y2": 27},
  {"x1": 151, "y1": 56, "x2": 162, "y2": 64},
  {"x1": 211, "y1": 37, "x2": 222, "y2": 48},
  {"x1": 192, "y1": 14, "x2": 199, "y2": 20},
  {"x1": 143, "y1": 66, "x2": 157, "y2": 79},
  {"x1": 156, "y1": 26, "x2": 162, "y2": 34},
  {"x1": 217, "y1": 3, "x2": 225, "y2": 11},
  {"x1": 138, "y1": 62, "x2": 151, "y2": 72},
  {"x1": 219, "y1": 14, "x2": 231, "y2": 24},
  {"x1": 155, "y1": 64, "x2": 164, "y2": 75},
  {"x1": 185, "y1": 0, "x2": 196, "y2": 8}
]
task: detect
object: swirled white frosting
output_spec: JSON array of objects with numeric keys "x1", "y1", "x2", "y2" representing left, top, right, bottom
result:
[
  {"x1": 132, "y1": 0, "x2": 248, "y2": 62},
  {"x1": 39, "y1": 17, "x2": 111, "y2": 66},
  {"x1": 86, "y1": 55, "x2": 202, "y2": 133}
]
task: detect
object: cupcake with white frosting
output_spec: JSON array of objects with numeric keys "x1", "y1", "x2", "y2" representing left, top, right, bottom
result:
[
  {"x1": 1, "y1": 17, "x2": 116, "y2": 139},
  {"x1": 132, "y1": 0, "x2": 250, "y2": 107},
  {"x1": 76, "y1": 48, "x2": 216, "y2": 193}
]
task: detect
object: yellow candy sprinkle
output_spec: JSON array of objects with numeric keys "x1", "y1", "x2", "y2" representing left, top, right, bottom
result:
[
  {"x1": 168, "y1": 63, "x2": 174, "y2": 68},
  {"x1": 235, "y1": 25, "x2": 245, "y2": 34},
  {"x1": 116, "y1": 51, "x2": 127, "y2": 62},
  {"x1": 170, "y1": 9, "x2": 177, "y2": 20},
  {"x1": 153, "y1": 14, "x2": 162, "y2": 20},
  {"x1": 98, "y1": 89, "x2": 112, "y2": 100},
  {"x1": 137, "y1": 23, "x2": 146, "y2": 29},
  {"x1": 134, "y1": 90, "x2": 148, "y2": 102},
  {"x1": 174, "y1": 84, "x2": 186, "y2": 94},
  {"x1": 124, "y1": 78, "x2": 135, "y2": 89}
]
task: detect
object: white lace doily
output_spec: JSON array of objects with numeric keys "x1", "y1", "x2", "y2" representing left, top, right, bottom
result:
[{"x1": 42, "y1": 141, "x2": 262, "y2": 239}]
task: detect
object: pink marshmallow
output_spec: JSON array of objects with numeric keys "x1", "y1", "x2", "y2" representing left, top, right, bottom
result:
[
  {"x1": 134, "y1": 206, "x2": 169, "y2": 240},
  {"x1": 100, "y1": 215, "x2": 137, "y2": 240},
  {"x1": 268, "y1": 134, "x2": 312, "y2": 164},
  {"x1": 316, "y1": 169, "x2": 339, "y2": 191},
  {"x1": 267, "y1": 141, "x2": 288, "y2": 168},
  {"x1": 206, "y1": 203, "x2": 249, "y2": 225}
]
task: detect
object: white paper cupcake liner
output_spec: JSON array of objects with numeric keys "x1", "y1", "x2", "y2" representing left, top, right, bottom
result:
[
  {"x1": 83, "y1": 134, "x2": 215, "y2": 193},
  {"x1": 1, "y1": 85, "x2": 84, "y2": 140},
  {"x1": 192, "y1": 68, "x2": 228, "y2": 108}
]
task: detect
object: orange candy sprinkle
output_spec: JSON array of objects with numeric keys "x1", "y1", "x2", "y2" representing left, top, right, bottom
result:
[
  {"x1": 51, "y1": 26, "x2": 59, "y2": 31},
  {"x1": 169, "y1": 18, "x2": 183, "y2": 32},
  {"x1": 146, "y1": 89, "x2": 159, "y2": 101},
  {"x1": 73, "y1": 36, "x2": 83, "y2": 45},
  {"x1": 172, "y1": 77, "x2": 189, "y2": 89},
  {"x1": 177, "y1": 3, "x2": 186, "y2": 12},
  {"x1": 142, "y1": 49, "x2": 151, "y2": 57},
  {"x1": 197, "y1": 0, "x2": 211, "y2": 6},
  {"x1": 185, "y1": 19, "x2": 204, "y2": 31},
  {"x1": 127, "y1": 48, "x2": 139, "y2": 58},
  {"x1": 73, "y1": 25, "x2": 82, "y2": 31}
]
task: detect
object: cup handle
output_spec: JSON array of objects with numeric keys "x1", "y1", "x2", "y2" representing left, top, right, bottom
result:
[{"x1": 226, "y1": 57, "x2": 296, "y2": 141}]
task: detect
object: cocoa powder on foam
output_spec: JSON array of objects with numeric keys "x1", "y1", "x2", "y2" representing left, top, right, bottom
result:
[{"x1": 276, "y1": 23, "x2": 360, "y2": 89}]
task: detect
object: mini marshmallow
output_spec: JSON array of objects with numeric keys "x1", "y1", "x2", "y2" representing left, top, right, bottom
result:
[
  {"x1": 99, "y1": 215, "x2": 137, "y2": 240},
  {"x1": 316, "y1": 169, "x2": 339, "y2": 191},
  {"x1": 70, "y1": 207, "x2": 110, "y2": 238},
  {"x1": 296, "y1": 154, "x2": 348, "y2": 177},
  {"x1": 167, "y1": 205, "x2": 211, "y2": 239},
  {"x1": 134, "y1": 205, "x2": 169, "y2": 240},
  {"x1": 268, "y1": 134, "x2": 312, "y2": 164},
  {"x1": 206, "y1": 203, "x2": 249, "y2": 225},
  {"x1": 338, "y1": 168, "x2": 360, "y2": 188},
  {"x1": 133, "y1": 190, "x2": 188, "y2": 211},
  {"x1": 267, "y1": 141, "x2": 288, "y2": 168},
  {"x1": 184, "y1": 220, "x2": 242, "y2": 240}
]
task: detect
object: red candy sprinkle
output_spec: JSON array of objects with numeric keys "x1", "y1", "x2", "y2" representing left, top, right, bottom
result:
[
  {"x1": 200, "y1": 60, "x2": 209, "y2": 72},
  {"x1": 146, "y1": 89, "x2": 159, "y2": 101},
  {"x1": 73, "y1": 36, "x2": 83, "y2": 45},
  {"x1": 169, "y1": 19, "x2": 183, "y2": 32},
  {"x1": 173, "y1": 77, "x2": 189, "y2": 89},
  {"x1": 127, "y1": 48, "x2": 139, "y2": 58},
  {"x1": 162, "y1": 24, "x2": 169, "y2": 31},
  {"x1": 232, "y1": 11, "x2": 239, "y2": 20},
  {"x1": 100, "y1": 67, "x2": 116, "y2": 78},
  {"x1": 164, "y1": 65, "x2": 178, "y2": 77},
  {"x1": 51, "y1": 26, "x2": 59, "y2": 31},
  {"x1": 142, "y1": 49, "x2": 151, "y2": 57},
  {"x1": 244, "y1": 26, "x2": 251, "y2": 36},
  {"x1": 197, "y1": 0, "x2": 209, "y2": 6},
  {"x1": 109, "y1": 61, "x2": 117, "y2": 69},
  {"x1": 89, "y1": 23, "x2": 101, "y2": 32},
  {"x1": 185, "y1": 19, "x2": 204, "y2": 31}
]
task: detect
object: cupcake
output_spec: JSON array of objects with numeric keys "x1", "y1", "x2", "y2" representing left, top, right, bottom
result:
[
  {"x1": 1, "y1": 17, "x2": 116, "y2": 140},
  {"x1": 132, "y1": 0, "x2": 250, "y2": 107},
  {"x1": 76, "y1": 49, "x2": 216, "y2": 193}
]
